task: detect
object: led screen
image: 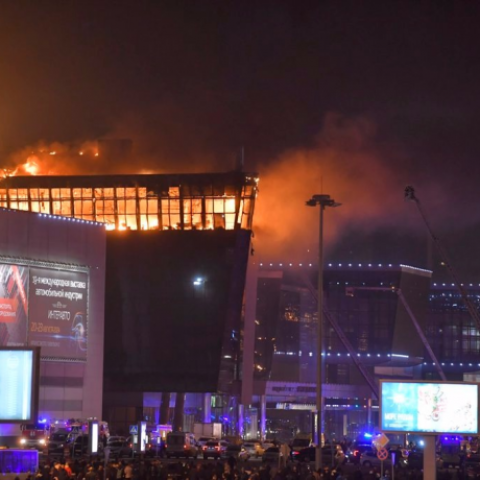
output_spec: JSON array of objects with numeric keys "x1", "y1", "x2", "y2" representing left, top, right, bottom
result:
[
  {"x1": 0, "y1": 449, "x2": 38, "y2": 474},
  {"x1": 381, "y1": 381, "x2": 479, "y2": 434},
  {"x1": 28, "y1": 267, "x2": 88, "y2": 360},
  {"x1": 0, "y1": 348, "x2": 39, "y2": 422}
]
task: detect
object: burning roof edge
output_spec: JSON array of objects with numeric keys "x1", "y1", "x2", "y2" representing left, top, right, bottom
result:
[{"x1": 0, "y1": 170, "x2": 259, "y2": 189}]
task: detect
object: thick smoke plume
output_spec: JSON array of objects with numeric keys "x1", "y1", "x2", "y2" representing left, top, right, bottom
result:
[
  {"x1": 253, "y1": 114, "x2": 467, "y2": 265},
  {"x1": 3, "y1": 113, "x2": 478, "y2": 274}
]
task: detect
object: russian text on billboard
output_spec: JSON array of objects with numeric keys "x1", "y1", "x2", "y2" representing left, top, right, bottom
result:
[{"x1": 28, "y1": 268, "x2": 88, "y2": 359}]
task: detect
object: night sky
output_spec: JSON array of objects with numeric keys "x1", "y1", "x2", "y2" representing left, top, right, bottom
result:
[{"x1": 1, "y1": 1, "x2": 480, "y2": 278}]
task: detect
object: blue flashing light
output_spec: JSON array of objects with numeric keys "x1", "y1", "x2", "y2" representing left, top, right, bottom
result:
[
  {"x1": 364, "y1": 433, "x2": 373, "y2": 438},
  {"x1": 419, "y1": 440, "x2": 425, "y2": 447},
  {"x1": 38, "y1": 418, "x2": 47, "y2": 424}
]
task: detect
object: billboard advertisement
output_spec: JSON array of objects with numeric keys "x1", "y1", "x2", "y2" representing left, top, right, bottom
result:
[
  {"x1": 0, "y1": 264, "x2": 28, "y2": 346},
  {"x1": 28, "y1": 268, "x2": 88, "y2": 360},
  {"x1": 0, "y1": 347, "x2": 40, "y2": 422},
  {"x1": 380, "y1": 380, "x2": 479, "y2": 434}
]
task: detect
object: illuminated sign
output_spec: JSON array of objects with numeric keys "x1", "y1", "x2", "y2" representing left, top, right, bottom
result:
[
  {"x1": 0, "y1": 348, "x2": 39, "y2": 422},
  {"x1": 139, "y1": 422, "x2": 147, "y2": 452},
  {"x1": 380, "y1": 381, "x2": 479, "y2": 434},
  {"x1": 0, "y1": 263, "x2": 89, "y2": 361},
  {"x1": 89, "y1": 421, "x2": 98, "y2": 454},
  {"x1": 28, "y1": 267, "x2": 88, "y2": 360}
]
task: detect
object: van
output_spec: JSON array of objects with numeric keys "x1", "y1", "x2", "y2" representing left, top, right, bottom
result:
[{"x1": 165, "y1": 432, "x2": 197, "y2": 458}]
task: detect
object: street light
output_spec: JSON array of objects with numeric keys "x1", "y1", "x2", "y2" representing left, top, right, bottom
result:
[{"x1": 306, "y1": 194, "x2": 340, "y2": 471}]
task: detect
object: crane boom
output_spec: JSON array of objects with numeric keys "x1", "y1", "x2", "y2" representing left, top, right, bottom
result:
[{"x1": 405, "y1": 186, "x2": 480, "y2": 333}]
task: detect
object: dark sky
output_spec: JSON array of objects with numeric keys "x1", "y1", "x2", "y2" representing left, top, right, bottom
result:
[{"x1": 1, "y1": 1, "x2": 480, "y2": 278}]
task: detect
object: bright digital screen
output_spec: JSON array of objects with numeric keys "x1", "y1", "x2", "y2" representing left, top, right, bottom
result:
[
  {"x1": 381, "y1": 381, "x2": 479, "y2": 434},
  {"x1": 140, "y1": 422, "x2": 146, "y2": 452},
  {"x1": 0, "y1": 349, "x2": 36, "y2": 421},
  {"x1": 90, "y1": 423, "x2": 98, "y2": 454}
]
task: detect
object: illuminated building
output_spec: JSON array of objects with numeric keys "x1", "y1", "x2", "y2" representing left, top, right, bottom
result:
[
  {"x1": 0, "y1": 208, "x2": 106, "y2": 445},
  {"x1": 252, "y1": 263, "x2": 440, "y2": 441},
  {"x1": 0, "y1": 171, "x2": 258, "y2": 435},
  {"x1": 0, "y1": 172, "x2": 257, "y2": 231}
]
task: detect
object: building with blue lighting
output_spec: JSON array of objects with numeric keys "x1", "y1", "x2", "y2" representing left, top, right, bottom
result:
[{"x1": 251, "y1": 262, "x2": 480, "y2": 442}]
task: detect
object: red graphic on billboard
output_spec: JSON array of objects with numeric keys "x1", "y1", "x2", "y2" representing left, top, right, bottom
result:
[
  {"x1": 0, "y1": 298, "x2": 19, "y2": 323},
  {"x1": 0, "y1": 264, "x2": 28, "y2": 346},
  {"x1": 11, "y1": 265, "x2": 27, "y2": 314}
]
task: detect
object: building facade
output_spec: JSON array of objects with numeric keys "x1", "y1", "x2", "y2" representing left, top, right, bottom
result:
[
  {"x1": 0, "y1": 171, "x2": 259, "y2": 436},
  {"x1": 0, "y1": 208, "x2": 106, "y2": 445},
  {"x1": 251, "y1": 263, "x2": 480, "y2": 442}
]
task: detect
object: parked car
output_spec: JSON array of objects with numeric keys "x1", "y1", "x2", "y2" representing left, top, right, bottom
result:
[
  {"x1": 290, "y1": 437, "x2": 311, "y2": 455},
  {"x1": 203, "y1": 441, "x2": 221, "y2": 460},
  {"x1": 359, "y1": 448, "x2": 407, "y2": 469},
  {"x1": 165, "y1": 432, "x2": 197, "y2": 459},
  {"x1": 107, "y1": 436, "x2": 127, "y2": 445},
  {"x1": 106, "y1": 439, "x2": 131, "y2": 458},
  {"x1": 219, "y1": 439, "x2": 230, "y2": 454},
  {"x1": 197, "y1": 437, "x2": 214, "y2": 449},
  {"x1": 262, "y1": 441, "x2": 275, "y2": 451},
  {"x1": 68, "y1": 434, "x2": 104, "y2": 458},
  {"x1": 243, "y1": 442, "x2": 263, "y2": 458},
  {"x1": 262, "y1": 447, "x2": 283, "y2": 465},
  {"x1": 291, "y1": 445, "x2": 345, "y2": 466},
  {"x1": 221, "y1": 444, "x2": 249, "y2": 460},
  {"x1": 47, "y1": 430, "x2": 71, "y2": 456},
  {"x1": 347, "y1": 442, "x2": 373, "y2": 465}
]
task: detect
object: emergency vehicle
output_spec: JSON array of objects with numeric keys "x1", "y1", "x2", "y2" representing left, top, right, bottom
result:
[{"x1": 19, "y1": 422, "x2": 50, "y2": 450}]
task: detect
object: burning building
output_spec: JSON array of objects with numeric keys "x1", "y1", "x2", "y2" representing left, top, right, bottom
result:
[
  {"x1": 0, "y1": 171, "x2": 257, "y2": 231},
  {"x1": 0, "y1": 170, "x2": 259, "y2": 434}
]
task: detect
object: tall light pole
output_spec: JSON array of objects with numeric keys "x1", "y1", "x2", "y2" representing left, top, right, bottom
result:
[{"x1": 306, "y1": 194, "x2": 340, "y2": 471}]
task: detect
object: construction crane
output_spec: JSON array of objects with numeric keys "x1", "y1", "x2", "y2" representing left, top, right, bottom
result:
[{"x1": 405, "y1": 185, "x2": 480, "y2": 333}]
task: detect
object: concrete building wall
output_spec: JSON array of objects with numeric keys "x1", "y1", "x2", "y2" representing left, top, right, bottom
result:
[{"x1": 0, "y1": 208, "x2": 106, "y2": 424}]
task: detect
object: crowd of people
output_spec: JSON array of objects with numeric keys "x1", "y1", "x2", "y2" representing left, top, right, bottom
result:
[{"x1": 17, "y1": 454, "x2": 480, "y2": 480}]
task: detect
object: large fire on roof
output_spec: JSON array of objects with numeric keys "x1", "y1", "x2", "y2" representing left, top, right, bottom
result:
[{"x1": 2, "y1": 139, "x2": 137, "y2": 178}]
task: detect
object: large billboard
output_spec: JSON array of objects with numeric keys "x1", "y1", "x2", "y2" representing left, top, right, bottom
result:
[
  {"x1": 0, "y1": 263, "x2": 89, "y2": 360},
  {"x1": 0, "y1": 347, "x2": 40, "y2": 422},
  {"x1": 28, "y1": 268, "x2": 88, "y2": 360},
  {"x1": 380, "y1": 380, "x2": 479, "y2": 435}
]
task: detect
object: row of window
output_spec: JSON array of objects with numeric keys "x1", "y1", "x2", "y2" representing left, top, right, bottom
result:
[{"x1": 0, "y1": 187, "x2": 254, "y2": 231}]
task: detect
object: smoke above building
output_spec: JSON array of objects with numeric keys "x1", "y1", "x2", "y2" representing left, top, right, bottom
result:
[{"x1": 1, "y1": 113, "x2": 478, "y2": 275}]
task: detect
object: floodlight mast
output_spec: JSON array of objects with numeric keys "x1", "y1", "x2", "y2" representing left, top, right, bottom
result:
[
  {"x1": 405, "y1": 186, "x2": 480, "y2": 333},
  {"x1": 305, "y1": 193, "x2": 340, "y2": 471}
]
